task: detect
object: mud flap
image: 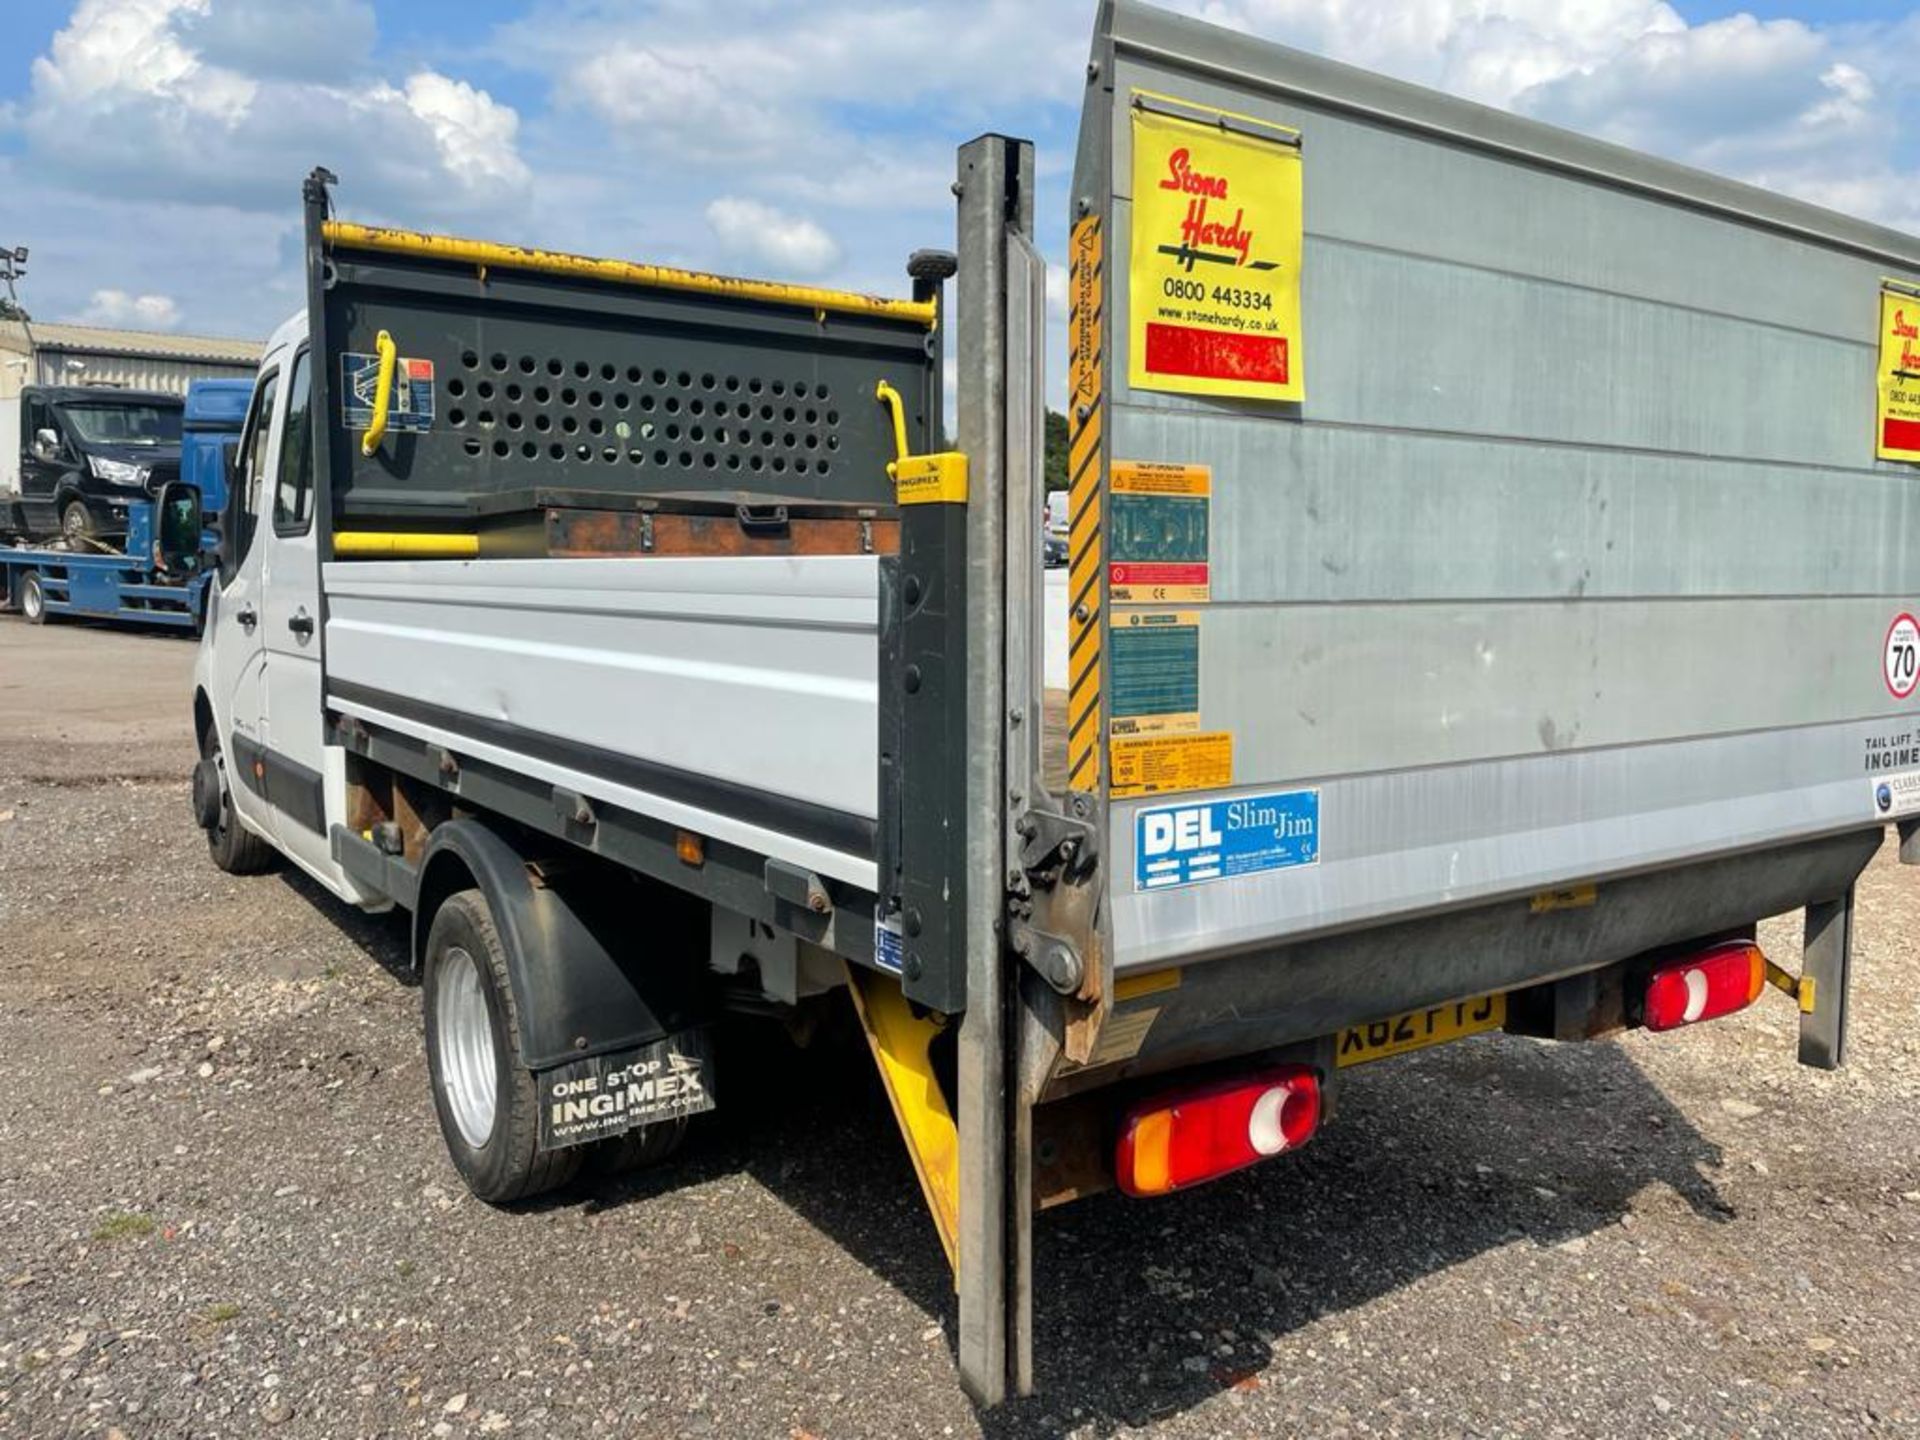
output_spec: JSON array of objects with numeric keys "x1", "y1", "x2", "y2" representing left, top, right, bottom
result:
[{"x1": 536, "y1": 1028, "x2": 717, "y2": 1151}]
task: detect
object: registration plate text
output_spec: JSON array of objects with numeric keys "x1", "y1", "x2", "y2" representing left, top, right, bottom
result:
[{"x1": 1336, "y1": 993, "x2": 1506, "y2": 1068}]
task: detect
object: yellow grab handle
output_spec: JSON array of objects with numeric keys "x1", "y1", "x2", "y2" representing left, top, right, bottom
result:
[
  {"x1": 874, "y1": 379, "x2": 911, "y2": 475},
  {"x1": 360, "y1": 329, "x2": 397, "y2": 457}
]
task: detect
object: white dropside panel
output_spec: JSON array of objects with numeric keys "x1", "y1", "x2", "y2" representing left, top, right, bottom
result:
[{"x1": 323, "y1": 554, "x2": 881, "y2": 887}]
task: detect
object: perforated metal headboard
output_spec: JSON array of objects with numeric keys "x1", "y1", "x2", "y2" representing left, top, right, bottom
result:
[{"x1": 308, "y1": 196, "x2": 942, "y2": 527}]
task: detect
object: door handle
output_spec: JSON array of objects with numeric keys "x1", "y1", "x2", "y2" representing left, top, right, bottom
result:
[
  {"x1": 288, "y1": 607, "x2": 314, "y2": 640},
  {"x1": 235, "y1": 603, "x2": 257, "y2": 630}
]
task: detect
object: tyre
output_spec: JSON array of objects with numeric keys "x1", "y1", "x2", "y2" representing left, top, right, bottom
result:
[
  {"x1": 199, "y1": 726, "x2": 275, "y2": 875},
  {"x1": 18, "y1": 571, "x2": 46, "y2": 625},
  {"x1": 422, "y1": 890, "x2": 583, "y2": 1204},
  {"x1": 583, "y1": 1113, "x2": 689, "y2": 1178},
  {"x1": 60, "y1": 499, "x2": 97, "y2": 544}
]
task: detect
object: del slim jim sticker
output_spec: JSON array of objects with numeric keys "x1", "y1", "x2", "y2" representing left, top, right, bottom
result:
[{"x1": 1129, "y1": 93, "x2": 1304, "y2": 402}]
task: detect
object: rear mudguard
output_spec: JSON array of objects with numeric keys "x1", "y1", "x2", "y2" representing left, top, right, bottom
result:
[{"x1": 413, "y1": 818, "x2": 710, "y2": 1072}]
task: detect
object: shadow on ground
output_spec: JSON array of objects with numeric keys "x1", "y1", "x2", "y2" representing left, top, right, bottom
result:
[
  {"x1": 276, "y1": 865, "x2": 415, "y2": 986},
  {"x1": 277, "y1": 867, "x2": 1729, "y2": 1435},
  {"x1": 570, "y1": 1004, "x2": 1729, "y2": 1436}
]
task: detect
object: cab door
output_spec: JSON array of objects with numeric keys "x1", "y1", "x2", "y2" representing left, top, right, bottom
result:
[
  {"x1": 206, "y1": 361, "x2": 281, "y2": 839},
  {"x1": 257, "y1": 348, "x2": 335, "y2": 878}
]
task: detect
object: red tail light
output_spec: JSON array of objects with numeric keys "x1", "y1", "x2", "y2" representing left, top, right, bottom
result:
[
  {"x1": 1115, "y1": 1067, "x2": 1320, "y2": 1198},
  {"x1": 1643, "y1": 941, "x2": 1766, "y2": 1032}
]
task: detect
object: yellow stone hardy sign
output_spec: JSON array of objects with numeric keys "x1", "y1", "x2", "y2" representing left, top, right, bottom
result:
[
  {"x1": 1128, "y1": 93, "x2": 1304, "y2": 402},
  {"x1": 1877, "y1": 281, "x2": 1920, "y2": 463}
]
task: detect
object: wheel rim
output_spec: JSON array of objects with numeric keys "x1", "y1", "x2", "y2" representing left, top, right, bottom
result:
[
  {"x1": 62, "y1": 506, "x2": 87, "y2": 540},
  {"x1": 435, "y1": 945, "x2": 498, "y2": 1150},
  {"x1": 207, "y1": 740, "x2": 231, "y2": 844},
  {"x1": 21, "y1": 577, "x2": 42, "y2": 620}
]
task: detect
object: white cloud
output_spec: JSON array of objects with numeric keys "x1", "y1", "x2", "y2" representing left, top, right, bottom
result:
[
  {"x1": 76, "y1": 289, "x2": 182, "y2": 329},
  {"x1": 180, "y1": 0, "x2": 376, "y2": 84},
  {"x1": 14, "y1": 0, "x2": 1920, "y2": 364},
  {"x1": 20, "y1": 0, "x2": 529, "y2": 220},
  {"x1": 704, "y1": 197, "x2": 842, "y2": 277},
  {"x1": 32, "y1": 0, "x2": 256, "y2": 123},
  {"x1": 380, "y1": 72, "x2": 531, "y2": 199}
]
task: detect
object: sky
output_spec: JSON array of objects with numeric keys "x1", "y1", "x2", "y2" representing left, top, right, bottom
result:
[{"x1": 5, "y1": 0, "x2": 1920, "y2": 406}]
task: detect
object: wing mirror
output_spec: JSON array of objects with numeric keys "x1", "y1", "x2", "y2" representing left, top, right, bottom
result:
[
  {"x1": 153, "y1": 481, "x2": 204, "y2": 575},
  {"x1": 30, "y1": 428, "x2": 60, "y2": 462}
]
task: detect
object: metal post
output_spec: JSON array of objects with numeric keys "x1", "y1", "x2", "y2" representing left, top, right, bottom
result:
[
  {"x1": 1800, "y1": 887, "x2": 1854, "y2": 1069},
  {"x1": 952, "y1": 132, "x2": 1033, "y2": 1408},
  {"x1": 1001, "y1": 147, "x2": 1047, "y2": 1403}
]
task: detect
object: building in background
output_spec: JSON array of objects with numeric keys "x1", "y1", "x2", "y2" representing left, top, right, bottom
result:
[{"x1": 0, "y1": 321, "x2": 261, "y2": 404}]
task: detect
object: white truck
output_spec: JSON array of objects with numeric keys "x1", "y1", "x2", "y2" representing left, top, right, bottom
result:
[{"x1": 174, "y1": 3, "x2": 1920, "y2": 1403}]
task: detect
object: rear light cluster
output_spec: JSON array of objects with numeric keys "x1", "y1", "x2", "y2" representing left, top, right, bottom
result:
[
  {"x1": 1643, "y1": 940, "x2": 1766, "y2": 1032},
  {"x1": 1115, "y1": 1066, "x2": 1320, "y2": 1198}
]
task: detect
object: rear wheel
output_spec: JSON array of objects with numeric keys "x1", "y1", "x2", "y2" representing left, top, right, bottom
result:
[
  {"x1": 198, "y1": 727, "x2": 275, "y2": 875},
  {"x1": 17, "y1": 571, "x2": 46, "y2": 625},
  {"x1": 584, "y1": 1113, "x2": 690, "y2": 1177},
  {"x1": 423, "y1": 890, "x2": 583, "y2": 1204}
]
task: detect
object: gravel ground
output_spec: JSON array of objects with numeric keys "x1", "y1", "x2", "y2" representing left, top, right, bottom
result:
[{"x1": 2, "y1": 616, "x2": 1919, "y2": 1438}]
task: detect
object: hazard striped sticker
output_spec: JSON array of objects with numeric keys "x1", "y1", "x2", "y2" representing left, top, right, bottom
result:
[{"x1": 1066, "y1": 214, "x2": 1105, "y2": 793}]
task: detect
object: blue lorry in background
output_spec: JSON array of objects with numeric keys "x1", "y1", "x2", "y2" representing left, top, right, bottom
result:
[{"x1": 0, "y1": 378, "x2": 250, "y2": 631}]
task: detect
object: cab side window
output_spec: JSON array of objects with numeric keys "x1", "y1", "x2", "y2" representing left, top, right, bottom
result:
[
  {"x1": 271, "y1": 351, "x2": 313, "y2": 536},
  {"x1": 224, "y1": 369, "x2": 279, "y2": 584}
]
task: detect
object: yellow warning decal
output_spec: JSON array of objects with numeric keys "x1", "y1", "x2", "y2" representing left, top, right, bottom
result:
[
  {"x1": 1112, "y1": 460, "x2": 1209, "y2": 497},
  {"x1": 1113, "y1": 967, "x2": 1183, "y2": 1001},
  {"x1": 1066, "y1": 214, "x2": 1106, "y2": 794},
  {"x1": 1529, "y1": 883, "x2": 1597, "y2": 914},
  {"x1": 1110, "y1": 731, "x2": 1234, "y2": 799}
]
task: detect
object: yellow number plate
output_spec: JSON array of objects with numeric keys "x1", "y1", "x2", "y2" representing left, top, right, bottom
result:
[{"x1": 1336, "y1": 993, "x2": 1506, "y2": 1068}]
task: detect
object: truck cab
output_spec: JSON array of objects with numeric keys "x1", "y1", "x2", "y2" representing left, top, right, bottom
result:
[
  {"x1": 180, "y1": 378, "x2": 253, "y2": 518},
  {"x1": 189, "y1": 311, "x2": 343, "y2": 893},
  {"x1": 2, "y1": 384, "x2": 184, "y2": 542}
]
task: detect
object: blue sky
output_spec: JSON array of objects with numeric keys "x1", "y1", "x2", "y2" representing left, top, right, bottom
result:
[{"x1": 4, "y1": 0, "x2": 1920, "y2": 405}]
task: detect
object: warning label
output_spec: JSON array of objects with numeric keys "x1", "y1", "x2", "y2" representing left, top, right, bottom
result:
[
  {"x1": 1110, "y1": 731, "x2": 1234, "y2": 799},
  {"x1": 874, "y1": 916, "x2": 905, "y2": 975},
  {"x1": 538, "y1": 1029, "x2": 715, "y2": 1151},
  {"x1": 1884, "y1": 611, "x2": 1920, "y2": 699},
  {"x1": 1128, "y1": 97, "x2": 1304, "y2": 402},
  {"x1": 1083, "y1": 1006, "x2": 1160, "y2": 1068},
  {"x1": 1110, "y1": 461, "x2": 1210, "y2": 603},
  {"x1": 342, "y1": 352, "x2": 436, "y2": 435},
  {"x1": 1111, "y1": 609, "x2": 1201, "y2": 735}
]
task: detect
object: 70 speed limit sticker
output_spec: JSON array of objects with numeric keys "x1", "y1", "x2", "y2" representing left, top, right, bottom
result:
[{"x1": 1886, "y1": 612, "x2": 1920, "y2": 699}]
